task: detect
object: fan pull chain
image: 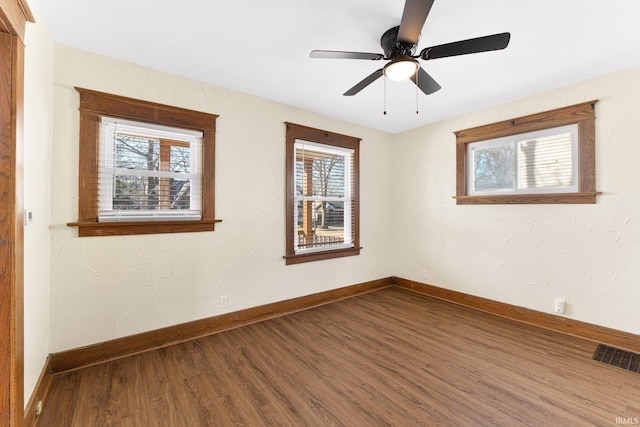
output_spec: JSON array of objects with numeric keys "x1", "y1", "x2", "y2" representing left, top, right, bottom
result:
[
  {"x1": 416, "y1": 71, "x2": 419, "y2": 115},
  {"x1": 383, "y1": 76, "x2": 387, "y2": 115}
]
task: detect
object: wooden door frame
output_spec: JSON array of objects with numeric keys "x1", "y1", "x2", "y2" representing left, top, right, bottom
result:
[{"x1": 0, "y1": 1, "x2": 34, "y2": 426}]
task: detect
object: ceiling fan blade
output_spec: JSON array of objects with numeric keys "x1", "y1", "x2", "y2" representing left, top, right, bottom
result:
[
  {"x1": 420, "y1": 32, "x2": 511, "y2": 60},
  {"x1": 343, "y1": 69, "x2": 384, "y2": 96},
  {"x1": 310, "y1": 50, "x2": 384, "y2": 60},
  {"x1": 397, "y1": 0, "x2": 435, "y2": 45},
  {"x1": 410, "y1": 68, "x2": 441, "y2": 95}
]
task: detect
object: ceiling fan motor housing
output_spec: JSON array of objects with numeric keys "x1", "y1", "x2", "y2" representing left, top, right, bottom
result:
[{"x1": 381, "y1": 26, "x2": 418, "y2": 58}]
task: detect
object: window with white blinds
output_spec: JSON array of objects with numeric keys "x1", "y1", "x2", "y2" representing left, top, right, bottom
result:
[
  {"x1": 293, "y1": 140, "x2": 354, "y2": 254},
  {"x1": 285, "y1": 122, "x2": 360, "y2": 264},
  {"x1": 99, "y1": 117, "x2": 203, "y2": 222},
  {"x1": 468, "y1": 124, "x2": 578, "y2": 196}
]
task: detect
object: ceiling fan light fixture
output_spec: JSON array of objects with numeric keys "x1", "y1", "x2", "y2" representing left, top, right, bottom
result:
[{"x1": 384, "y1": 58, "x2": 419, "y2": 81}]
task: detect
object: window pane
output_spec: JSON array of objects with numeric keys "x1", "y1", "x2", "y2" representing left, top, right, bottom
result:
[
  {"x1": 518, "y1": 133, "x2": 573, "y2": 189},
  {"x1": 296, "y1": 200, "x2": 346, "y2": 250},
  {"x1": 473, "y1": 144, "x2": 515, "y2": 192},
  {"x1": 170, "y1": 145, "x2": 191, "y2": 173},
  {"x1": 112, "y1": 176, "x2": 193, "y2": 211},
  {"x1": 115, "y1": 134, "x2": 159, "y2": 171},
  {"x1": 293, "y1": 140, "x2": 353, "y2": 254},
  {"x1": 113, "y1": 175, "x2": 159, "y2": 210},
  {"x1": 103, "y1": 127, "x2": 200, "y2": 216},
  {"x1": 295, "y1": 148, "x2": 345, "y2": 198},
  {"x1": 314, "y1": 156, "x2": 345, "y2": 198},
  {"x1": 169, "y1": 179, "x2": 192, "y2": 209}
]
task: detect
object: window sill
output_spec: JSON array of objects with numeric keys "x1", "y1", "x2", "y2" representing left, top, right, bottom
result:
[
  {"x1": 284, "y1": 247, "x2": 361, "y2": 265},
  {"x1": 67, "y1": 219, "x2": 223, "y2": 237},
  {"x1": 453, "y1": 192, "x2": 600, "y2": 205}
]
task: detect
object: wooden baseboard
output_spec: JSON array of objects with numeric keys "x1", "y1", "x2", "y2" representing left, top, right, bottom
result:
[
  {"x1": 24, "y1": 356, "x2": 52, "y2": 427},
  {"x1": 50, "y1": 278, "x2": 392, "y2": 374},
  {"x1": 392, "y1": 276, "x2": 640, "y2": 354},
  {"x1": 48, "y1": 275, "x2": 639, "y2": 375}
]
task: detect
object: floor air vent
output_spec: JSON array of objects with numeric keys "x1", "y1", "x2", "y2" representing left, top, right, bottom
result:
[{"x1": 592, "y1": 344, "x2": 640, "y2": 374}]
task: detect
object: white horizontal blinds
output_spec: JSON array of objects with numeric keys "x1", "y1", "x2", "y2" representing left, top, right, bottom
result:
[
  {"x1": 518, "y1": 131, "x2": 574, "y2": 189},
  {"x1": 99, "y1": 117, "x2": 203, "y2": 222},
  {"x1": 294, "y1": 140, "x2": 354, "y2": 254}
]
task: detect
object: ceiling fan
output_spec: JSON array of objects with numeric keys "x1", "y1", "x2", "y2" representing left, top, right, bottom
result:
[{"x1": 310, "y1": 0, "x2": 511, "y2": 97}]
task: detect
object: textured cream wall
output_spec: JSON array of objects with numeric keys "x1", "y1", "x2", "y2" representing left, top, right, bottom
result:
[
  {"x1": 390, "y1": 66, "x2": 640, "y2": 334},
  {"x1": 49, "y1": 45, "x2": 394, "y2": 352},
  {"x1": 23, "y1": 7, "x2": 54, "y2": 403},
  {"x1": 47, "y1": 43, "x2": 640, "y2": 354}
]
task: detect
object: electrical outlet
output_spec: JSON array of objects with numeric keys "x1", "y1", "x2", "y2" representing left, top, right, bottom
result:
[
  {"x1": 554, "y1": 297, "x2": 566, "y2": 314},
  {"x1": 24, "y1": 210, "x2": 33, "y2": 226},
  {"x1": 421, "y1": 270, "x2": 428, "y2": 280},
  {"x1": 219, "y1": 295, "x2": 229, "y2": 309}
]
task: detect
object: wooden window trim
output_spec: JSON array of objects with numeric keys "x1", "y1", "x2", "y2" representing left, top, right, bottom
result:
[
  {"x1": 0, "y1": 0, "x2": 34, "y2": 43},
  {"x1": 68, "y1": 87, "x2": 221, "y2": 236},
  {"x1": 284, "y1": 123, "x2": 360, "y2": 265},
  {"x1": 454, "y1": 101, "x2": 598, "y2": 204}
]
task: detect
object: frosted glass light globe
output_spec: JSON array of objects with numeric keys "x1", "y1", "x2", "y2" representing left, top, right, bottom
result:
[{"x1": 384, "y1": 59, "x2": 419, "y2": 81}]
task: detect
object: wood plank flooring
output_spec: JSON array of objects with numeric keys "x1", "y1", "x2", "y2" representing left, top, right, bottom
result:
[{"x1": 38, "y1": 288, "x2": 640, "y2": 426}]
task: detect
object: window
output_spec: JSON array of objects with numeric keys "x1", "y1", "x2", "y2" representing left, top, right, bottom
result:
[
  {"x1": 99, "y1": 117, "x2": 202, "y2": 222},
  {"x1": 68, "y1": 87, "x2": 220, "y2": 236},
  {"x1": 468, "y1": 124, "x2": 578, "y2": 195},
  {"x1": 455, "y1": 101, "x2": 598, "y2": 204},
  {"x1": 285, "y1": 123, "x2": 360, "y2": 265}
]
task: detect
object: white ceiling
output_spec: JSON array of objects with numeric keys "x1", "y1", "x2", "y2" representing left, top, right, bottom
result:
[{"x1": 30, "y1": 0, "x2": 640, "y2": 134}]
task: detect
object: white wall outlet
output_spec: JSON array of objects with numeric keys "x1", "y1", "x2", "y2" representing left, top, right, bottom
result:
[
  {"x1": 554, "y1": 297, "x2": 566, "y2": 314},
  {"x1": 219, "y1": 295, "x2": 229, "y2": 309},
  {"x1": 421, "y1": 270, "x2": 428, "y2": 281},
  {"x1": 24, "y1": 209, "x2": 33, "y2": 226}
]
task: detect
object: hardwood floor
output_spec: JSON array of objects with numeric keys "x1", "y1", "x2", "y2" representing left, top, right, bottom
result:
[{"x1": 38, "y1": 288, "x2": 640, "y2": 426}]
